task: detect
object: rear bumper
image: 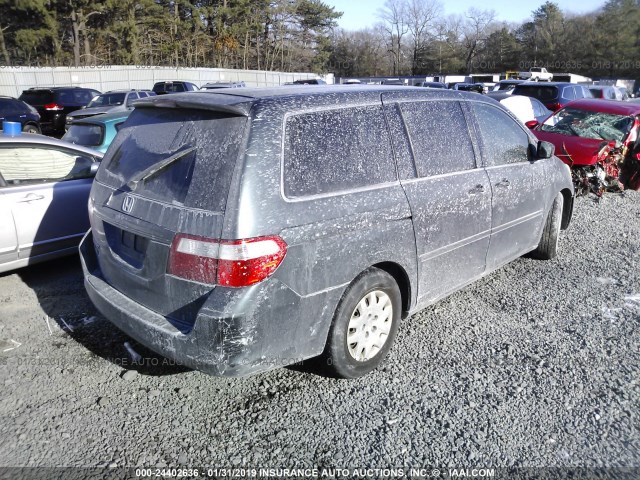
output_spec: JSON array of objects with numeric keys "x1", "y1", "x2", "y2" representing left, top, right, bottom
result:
[
  {"x1": 79, "y1": 230, "x2": 340, "y2": 377},
  {"x1": 40, "y1": 113, "x2": 65, "y2": 133}
]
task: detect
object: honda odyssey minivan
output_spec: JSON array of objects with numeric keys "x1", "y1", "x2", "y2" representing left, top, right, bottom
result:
[{"x1": 80, "y1": 86, "x2": 574, "y2": 379}]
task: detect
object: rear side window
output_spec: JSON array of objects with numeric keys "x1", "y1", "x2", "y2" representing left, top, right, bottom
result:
[
  {"x1": 399, "y1": 100, "x2": 476, "y2": 177},
  {"x1": 0, "y1": 99, "x2": 20, "y2": 114},
  {"x1": 19, "y1": 90, "x2": 52, "y2": 105},
  {"x1": 473, "y1": 104, "x2": 530, "y2": 165},
  {"x1": 283, "y1": 105, "x2": 396, "y2": 198},
  {"x1": 126, "y1": 92, "x2": 139, "y2": 106},
  {"x1": 97, "y1": 108, "x2": 247, "y2": 212},
  {"x1": 0, "y1": 146, "x2": 96, "y2": 185},
  {"x1": 561, "y1": 87, "x2": 576, "y2": 101}
]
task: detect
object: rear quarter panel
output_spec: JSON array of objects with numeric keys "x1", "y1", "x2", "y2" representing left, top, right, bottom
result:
[{"x1": 221, "y1": 96, "x2": 418, "y2": 356}]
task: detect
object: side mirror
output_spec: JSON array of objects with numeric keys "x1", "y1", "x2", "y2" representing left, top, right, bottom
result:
[
  {"x1": 525, "y1": 120, "x2": 539, "y2": 129},
  {"x1": 537, "y1": 141, "x2": 555, "y2": 159}
]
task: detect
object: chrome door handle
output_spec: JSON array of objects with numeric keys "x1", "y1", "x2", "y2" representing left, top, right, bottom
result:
[
  {"x1": 468, "y1": 184, "x2": 485, "y2": 194},
  {"x1": 496, "y1": 179, "x2": 511, "y2": 188},
  {"x1": 17, "y1": 193, "x2": 45, "y2": 203}
]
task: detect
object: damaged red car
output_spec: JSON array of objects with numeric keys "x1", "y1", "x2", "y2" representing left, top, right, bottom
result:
[{"x1": 526, "y1": 99, "x2": 640, "y2": 195}]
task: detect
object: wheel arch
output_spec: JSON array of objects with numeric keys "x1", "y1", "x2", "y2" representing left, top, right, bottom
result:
[
  {"x1": 371, "y1": 261, "x2": 412, "y2": 317},
  {"x1": 560, "y1": 188, "x2": 573, "y2": 230}
]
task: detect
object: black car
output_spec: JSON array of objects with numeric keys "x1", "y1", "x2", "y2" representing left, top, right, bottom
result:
[
  {"x1": 152, "y1": 81, "x2": 199, "y2": 95},
  {"x1": 512, "y1": 82, "x2": 593, "y2": 111},
  {"x1": 292, "y1": 78, "x2": 327, "y2": 85},
  {"x1": 201, "y1": 82, "x2": 246, "y2": 90},
  {"x1": 0, "y1": 96, "x2": 41, "y2": 133},
  {"x1": 453, "y1": 83, "x2": 484, "y2": 93},
  {"x1": 418, "y1": 81, "x2": 447, "y2": 89},
  {"x1": 19, "y1": 87, "x2": 101, "y2": 134}
]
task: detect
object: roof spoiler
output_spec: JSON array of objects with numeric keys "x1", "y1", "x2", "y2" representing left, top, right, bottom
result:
[{"x1": 132, "y1": 93, "x2": 252, "y2": 116}]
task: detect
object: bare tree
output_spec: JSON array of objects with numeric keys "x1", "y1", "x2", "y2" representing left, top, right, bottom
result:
[
  {"x1": 404, "y1": 0, "x2": 442, "y2": 74},
  {"x1": 378, "y1": 0, "x2": 409, "y2": 75},
  {"x1": 462, "y1": 8, "x2": 496, "y2": 73}
]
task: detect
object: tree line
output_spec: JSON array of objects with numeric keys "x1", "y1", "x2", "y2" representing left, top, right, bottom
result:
[
  {"x1": 330, "y1": 0, "x2": 640, "y2": 80},
  {"x1": 0, "y1": 0, "x2": 638, "y2": 81},
  {"x1": 0, "y1": 0, "x2": 341, "y2": 72}
]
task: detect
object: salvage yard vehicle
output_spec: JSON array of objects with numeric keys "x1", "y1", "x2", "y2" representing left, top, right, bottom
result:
[
  {"x1": 0, "y1": 131, "x2": 102, "y2": 273},
  {"x1": 492, "y1": 79, "x2": 525, "y2": 93},
  {"x1": 518, "y1": 67, "x2": 553, "y2": 82},
  {"x1": 80, "y1": 86, "x2": 574, "y2": 379},
  {"x1": 152, "y1": 81, "x2": 199, "y2": 95},
  {"x1": 512, "y1": 82, "x2": 593, "y2": 111},
  {"x1": 487, "y1": 92, "x2": 552, "y2": 124},
  {"x1": 65, "y1": 89, "x2": 154, "y2": 128},
  {"x1": 527, "y1": 99, "x2": 640, "y2": 195},
  {"x1": 19, "y1": 86, "x2": 101, "y2": 134},
  {"x1": 0, "y1": 96, "x2": 42, "y2": 134},
  {"x1": 63, "y1": 110, "x2": 131, "y2": 153},
  {"x1": 589, "y1": 85, "x2": 618, "y2": 100}
]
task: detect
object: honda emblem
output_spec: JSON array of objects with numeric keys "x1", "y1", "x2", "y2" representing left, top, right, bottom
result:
[{"x1": 122, "y1": 194, "x2": 135, "y2": 213}]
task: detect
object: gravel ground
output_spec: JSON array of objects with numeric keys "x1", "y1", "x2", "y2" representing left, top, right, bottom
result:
[{"x1": 0, "y1": 191, "x2": 638, "y2": 472}]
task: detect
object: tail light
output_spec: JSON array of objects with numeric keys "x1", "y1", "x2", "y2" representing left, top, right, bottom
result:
[
  {"x1": 546, "y1": 102, "x2": 562, "y2": 111},
  {"x1": 44, "y1": 103, "x2": 64, "y2": 111},
  {"x1": 168, "y1": 234, "x2": 287, "y2": 287}
]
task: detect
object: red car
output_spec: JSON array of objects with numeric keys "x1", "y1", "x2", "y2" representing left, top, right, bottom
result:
[{"x1": 527, "y1": 99, "x2": 640, "y2": 195}]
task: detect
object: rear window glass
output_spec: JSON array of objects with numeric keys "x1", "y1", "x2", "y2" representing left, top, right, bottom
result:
[
  {"x1": 283, "y1": 105, "x2": 396, "y2": 198},
  {"x1": 19, "y1": 91, "x2": 53, "y2": 105},
  {"x1": 399, "y1": 100, "x2": 476, "y2": 176},
  {"x1": 513, "y1": 86, "x2": 558, "y2": 102},
  {"x1": 88, "y1": 93, "x2": 125, "y2": 107},
  {"x1": 63, "y1": 124, "x2": 104, "y2": 147},
  {"x1": 97, "y1": 108, "x2": 246, "y2": 212}
]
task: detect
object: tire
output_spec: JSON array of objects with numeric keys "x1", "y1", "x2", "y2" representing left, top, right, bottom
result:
[
  {"x1": 320, "y1": 267, "x2": 402, "y2": 379},
  {"x1": 531, "y1": 193, "x2": 563, "y2": 260},
  {"x1": 22, "y1": 124, "x2": 40, "y2": 134}
]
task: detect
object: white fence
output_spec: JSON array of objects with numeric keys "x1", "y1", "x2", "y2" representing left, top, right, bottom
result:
[{"x1": 0, "y1": 66, "x2": 329, "y2": 97}]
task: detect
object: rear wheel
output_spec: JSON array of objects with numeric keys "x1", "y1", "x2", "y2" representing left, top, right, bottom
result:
[
  {"x1": 320, "y1": 268, "x2": 401, "y2": 379},
  {"x1": 22, "y1": 124, "x2": 40, "y2": 134},
  {"x1": 531, "y1": 193, "x2": 563, "y2": 260}
]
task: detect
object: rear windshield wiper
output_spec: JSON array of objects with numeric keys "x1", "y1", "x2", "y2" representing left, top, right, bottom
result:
[{"x1": 126, "y1": 146, "x2": 196, "y2": 191}]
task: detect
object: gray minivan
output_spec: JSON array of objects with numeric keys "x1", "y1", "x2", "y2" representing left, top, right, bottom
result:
[{"x1": 80, "y1": 86, "x2": 574, "y2": 379}]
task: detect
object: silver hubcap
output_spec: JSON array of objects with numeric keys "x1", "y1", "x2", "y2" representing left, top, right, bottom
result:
[{"x1": 347, "y1": 290, "x2": 393, "y2": 362}]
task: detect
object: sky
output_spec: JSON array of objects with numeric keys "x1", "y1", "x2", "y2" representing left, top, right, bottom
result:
[{"x1": 327, "y1": 0, "x2": 607, "y2": 31}]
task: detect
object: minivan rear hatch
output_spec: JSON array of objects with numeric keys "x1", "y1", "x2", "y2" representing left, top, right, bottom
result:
[{"x1": 91, "y1": 105, "x2": 248, "y2": 331}]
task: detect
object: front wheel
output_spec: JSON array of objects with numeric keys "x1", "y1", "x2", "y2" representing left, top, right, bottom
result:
[
  {"x1": 320, "y1": 267, "x2": 402, "y2": 379},
  {"x1": 531, "y1": 193, "x2": 563, "y2": 260}
]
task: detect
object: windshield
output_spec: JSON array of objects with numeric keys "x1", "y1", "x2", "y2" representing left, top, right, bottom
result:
[
  {"x1": 62, "y1": 123, "x2": 104, "y2": 146},
  {"x1": 540, "y1": 107, "x2": 633, "y2": 142},
  {"x1": 88, "y1": 93, "x2": 126, "y2": 108}
]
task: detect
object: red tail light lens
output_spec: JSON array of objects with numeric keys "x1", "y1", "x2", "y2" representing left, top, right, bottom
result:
[
  {"x1": 44, "y1": 103, "x2": 64, "y2": 111},
  {"x1": 167, "y1": 234, "x2": 287, "y2": 287},
  {"x1": 546, "y1": 102, "x2": 562, "y2": 111}
]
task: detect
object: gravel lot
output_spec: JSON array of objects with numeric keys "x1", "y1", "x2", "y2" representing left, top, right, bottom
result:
[{"x1": 0, "y1": 191, "x2": 638, "y2": 473}]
